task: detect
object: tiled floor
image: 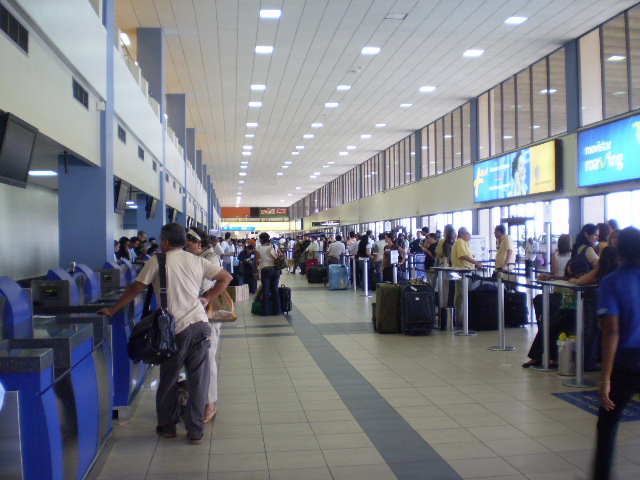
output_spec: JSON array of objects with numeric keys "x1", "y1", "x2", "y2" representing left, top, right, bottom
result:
[{"x1": 87, "y1": 273, "x2": 640, "y2": 479}]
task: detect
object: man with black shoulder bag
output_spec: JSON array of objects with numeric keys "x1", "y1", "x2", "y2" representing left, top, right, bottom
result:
[{"x1": 98, "y1": 223, "x2": 232, "y2": 444}]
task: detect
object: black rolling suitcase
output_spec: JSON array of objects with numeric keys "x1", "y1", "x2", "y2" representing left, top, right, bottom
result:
[
  {"x1": 279, "y1": 284, "x2": 292, "y2": 314},
  {"x1": 307, "y1": 266, "x2": 327, "y2": 284},
  {"x1": 400, "y1": 283, "x2": 436, "y2": 335},
  {"x1": 468, "y1": 283, "x2": 499, "y2": 330},
  {"x1": 504, "y1": 291, "x2": 528, "y2": 327}
]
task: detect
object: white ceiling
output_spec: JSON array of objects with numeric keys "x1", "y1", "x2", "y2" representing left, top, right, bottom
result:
[{"x1": 115, "y1": 0, "x2": 636, "y2": 208}]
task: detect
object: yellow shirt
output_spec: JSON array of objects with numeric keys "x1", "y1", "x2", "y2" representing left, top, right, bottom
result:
[
  {"x1": 495, "y1": 234, "x2": 515, "y2": 269},
  {"x1": 451, "y1": 238, "x2": 474, "y2": 269}
]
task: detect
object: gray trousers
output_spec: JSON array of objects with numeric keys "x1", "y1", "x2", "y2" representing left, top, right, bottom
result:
[{"x1": 156, "y1": 321, "x2": 211, "y2": 438}]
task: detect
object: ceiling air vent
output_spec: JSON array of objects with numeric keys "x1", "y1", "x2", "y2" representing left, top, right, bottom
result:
[{"x1": 0, "y1": 3, "x2": 29, "y2": 54}]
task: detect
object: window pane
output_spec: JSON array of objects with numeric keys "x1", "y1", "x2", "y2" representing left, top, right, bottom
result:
[
  {"x1": 502, "y1": 77, "x2": 516, "y2": 152},
  {"x1": 532, "y1": 58, "x2": 550, "y2": 141},
  {"x1": 428, "y1": 124, "x2": 436, "y2": 176},
  {"x1": 516, "y1": 68, "x2": 532, "y2": 147},
  {"x1": 549, "y1": 48, "x2": 567, "y2": 135},
  {"x1": 606, "y1": 191, "x2": 632, "y2": 228},
  {"x1": 628, "y1": 7, "x2": 640, "y2": 110},
  {"x1": 580, "y1": 30, "x2": 604, "y2": 125},
  {"x1": 435, "y1": 119, "x2": 444, "y2": 174},
  {"x1": 420, "y1": 128, "x2": 428, "y2": 177},
  {"x1": 443, "y1": 114, "x2": 453, "y2": 171},
  {"x1": 453, "y1": 108, "x2": 463, "y2": 167},
  {"x1": 462, "y1": 103, "x2": 471, "y2": 165},
  {"x1": 582, "y1": 195, "x2": 605, "y2": 226},
  {"x1": 492, "y1": 86, "x2": 503, "y2": 155},
  {"x1": 478, "y1": 92, "x2": 490, "y2": 159},
  {"x1": 602, "y1": 15, "x2": 629, "y2": 118}
]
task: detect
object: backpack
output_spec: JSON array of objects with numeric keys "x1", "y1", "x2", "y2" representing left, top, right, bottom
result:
[{"x1": 564, "y1": 246, "x2": 593, "y2": 279}]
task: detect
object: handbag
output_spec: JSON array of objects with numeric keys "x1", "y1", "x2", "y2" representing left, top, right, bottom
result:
[
  {"x1": 206, "y1": 290, "x2": 238, "y2": 322},
  {"x1": 127, "y1": 254, "x2": 179, "y2": 364},
  {"x1": 273, "y1": 246, "x2": 287, "y2": 271}
]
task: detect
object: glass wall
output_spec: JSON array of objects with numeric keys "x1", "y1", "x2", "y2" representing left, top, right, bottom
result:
[
  {"x1": 385, "y1": 135, "x2": 414, "y2": 190},
  {"x1": 582, "y1": 189, "x2": 640, "y2": 229},
  {"x1": 362, "y1": 153, "x2": 383, "y2": 197}
]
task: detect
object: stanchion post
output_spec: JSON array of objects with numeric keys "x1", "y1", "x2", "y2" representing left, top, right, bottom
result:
[
  {"x1": 392, "y1": 264, "x2": 398, "y2": 284},
  {"x1": 351, "y1": 256, "x2": 357, "y2": 290},
  {"x1": 563, "y1": 289, "x2": 596, "y2": 387},
  {"x1": 456, "y1": 271, "x2": 477, "y2": 336},
  {"x1": 437, "y1": 270, "x2": 444, "y2": 309},
  {"x1": 489, "y1": 275, "x2": 515, "y2": 351},
  {"x1": 410, "y1": 255, "x2": 417, "y2": 280},
  {"x1": 230, "y1": 257, "x2": 234, "y2": 274},
  {"x1": 533, "y1": 283, "x2": 555, "y2": 372},
  {"x1": 362, "y1": 258, "x2": 372, "y2": 297}
]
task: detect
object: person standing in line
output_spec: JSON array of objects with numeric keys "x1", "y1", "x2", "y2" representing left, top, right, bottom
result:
[
  {"x1": 593, "y1": 226, "x2": 640, "y2": 480},
  {"x1": 451, "y1": 227, "x2": 484, "y2": 326},
  {"x1": 254, "y1": 232, "x2": 283, "y2": 316},
  {"x1": 211, "y1": 236, "x2": 224, "y2": 265},
  {"x1": 493, "y1": 225, "x2": 515, "y2": 277},
  {"x1": 524, "y1": 237, "x2": 539, "y2": 277},
  {"x1": 326, "y1": 234, "x2": 346, "y2": 265},
  {"x1": 220, "y1": 232, "x2": 234, "y2": 273},
  {"x1": 98, "y1": 223, "x2": 232, "y2": 444}
]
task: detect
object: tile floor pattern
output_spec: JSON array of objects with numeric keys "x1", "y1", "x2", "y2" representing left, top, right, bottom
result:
[{"x1": 87, "y1": 273, "x2": 640, "y2": 480}]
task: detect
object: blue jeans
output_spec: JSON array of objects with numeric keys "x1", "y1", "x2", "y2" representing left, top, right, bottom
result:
[
  {"x1": 260, "y1": 267, "x2": 282, "y2": 316},
  {"x1": 223, "y1": 263, "x2": 232, "y2": 274}
]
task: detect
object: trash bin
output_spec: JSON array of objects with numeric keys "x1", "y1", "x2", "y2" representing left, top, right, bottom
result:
[{"x1": 440, "y1": 307, "x2": 456, "y2": 331}]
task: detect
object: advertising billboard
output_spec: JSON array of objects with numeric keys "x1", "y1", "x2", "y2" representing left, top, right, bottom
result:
[
  {"x1": 578, "y1": 114, "x2": 640, "y2": 187},
  {"x1": 473, "y1": 140, "x2": 559, "y2": 203}
]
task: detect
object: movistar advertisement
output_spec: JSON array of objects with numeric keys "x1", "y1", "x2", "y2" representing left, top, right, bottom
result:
[
  {"x1": 578, "y1": 114, "x2": 640, "y2": 187},
  {"x1": 473, "y1": 140, "x2": 558, "y2": 203}
]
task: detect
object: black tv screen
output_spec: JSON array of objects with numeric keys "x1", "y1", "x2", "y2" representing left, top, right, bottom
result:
[
  {"x1": 114, "y1": 180, "x2": 128, "y2": 214},
  {"x1": 0, "y1": 113, "x2": 39, "y2": 188},
  {"x1": 146, "y1": 196, "x2": 158, "y2": 220}
]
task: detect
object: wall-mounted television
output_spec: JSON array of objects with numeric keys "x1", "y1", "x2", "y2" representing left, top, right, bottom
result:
[
  {"x1": 0, "y1": 112, "x2": 39, "y2": 188},
  {"x1": 578, "y1": 113, "x2": 640, "y2": 187},
  {"x1": 473, "y1": 140, "x2": 561, "y2": 203},
  {"x1": 146, "y1": 196, "x2": 158, "y2": 220},
  {"x1": 114, "y1": 179, "x2": 128, "y2": 214}
]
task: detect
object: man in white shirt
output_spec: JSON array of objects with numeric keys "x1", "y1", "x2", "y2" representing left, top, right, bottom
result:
[
  {"x1": 327, "y1": 234, "x2": 346, "y2": 265},
  {"x1": 220, "y1": 232, "x2": 233, "y2": 273},
  {"x1": 372, "y1": 233, "x2": 387, "y2": 283},
  {"x1": 98, "y1": 223, "x2": 232, "y2": 444}
]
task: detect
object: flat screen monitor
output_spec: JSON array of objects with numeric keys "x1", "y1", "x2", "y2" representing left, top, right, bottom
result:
[
  {"x1": 473, "y1": 140, "x2": 561, "y2": 203},
  {"x1": 0, "y1": 112, "x2": 39, "y2": 188},
  {"x1": 114, "y1": 180, "x2": 127, "y2": 214},
  {"x1": 146, "y1": 196, "x2": 158, "y2": 220},
  {"x1": 578, "y1": 113, "x2": 640, "y2": 187}
]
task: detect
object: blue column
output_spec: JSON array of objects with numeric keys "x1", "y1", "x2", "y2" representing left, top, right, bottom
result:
[
  {"x1": 186, "y1": 128, "x2": 196, "y2": 168},
  {"x1": 58, "y1": 0, "x2": 115, "y2": 268},
  {"x1": 564, "y1": 39, "x2": 580, "y2": 133},
  {"x1": 196, "y1": 150, "x2": 203, "y2": 182}
]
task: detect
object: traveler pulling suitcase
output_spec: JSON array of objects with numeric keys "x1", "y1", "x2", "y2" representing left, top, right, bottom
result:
[
  {"x1": 328, "y1": 264, "x2": 349, "y2": 290},
  {"x1": 278, "y1": 284, "x2": 292, "y2": 314},
  {"x1": 374, "y1": 283, "x2": 402, "y2": 333},
  {"x1": 400, "y1": 283, "x2": 436, "y2": 335},
  {"x1": 307, "y1": 266, "x2": 327, "y2": 284}
]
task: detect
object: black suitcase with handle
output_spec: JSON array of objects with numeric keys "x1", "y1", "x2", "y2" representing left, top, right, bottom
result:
[
  {"x1": 278, "y1": 284, "x2": 292, "y2": 314},
  {"x1": 400, "y1": 283, "x2": 435, "y2": 335}
]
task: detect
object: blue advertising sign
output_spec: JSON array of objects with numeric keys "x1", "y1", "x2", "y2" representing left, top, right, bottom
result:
[
  {"x1": 578, "y1": 114, "x2": 640, "y2": 187},
  {"x1": 221, "y1": 225, "x2": 256, "y2": 231},
  {"x1": 473, "y1": 140, "x2": 558, "y2": 203}
]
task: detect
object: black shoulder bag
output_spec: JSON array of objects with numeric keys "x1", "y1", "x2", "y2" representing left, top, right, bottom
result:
[{"x1": 127, "y1": 253, "x2": 179, "y2": 364}]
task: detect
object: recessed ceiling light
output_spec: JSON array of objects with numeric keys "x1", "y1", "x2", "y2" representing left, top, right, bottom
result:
[
  {"x1": 120, "y1": 32, "x2": 131, "y2": 46},
  {"x1": 296, "y1": 145, "x2": 304, "y2": 150},
  {"x1": 240, "y1": 165, "x2": 248, "y2": 169},
  {"x1": 260, "y1": 9, "x2": 281, "y2": 19},
  {"x1": 241, "y1": 161, "x2": 249, "y2": 164},
  {"x1": 361, "y1": 46, "x2": 380, "y2": 55},
  {"x1": 327, "y1": 161, "x2": 335, "y2": 164},
  {"x1": 337, "y1": 85, "x2": 351, "y2": 91},
  {"x1": 607, "y1": 55, "x2": 626, "y2": 62},
  {"x1": 419, "y1": 85, "x2": 436, "y2": 93},
  {"x1": 238, "y1": 180, "x2": 245, "y2": 184},
  {"x1": 339, "y1": 152, "x2": 348, "y2": 156},
  {"x1": 237, "y1": 192, "x2": 242, "y2": 195},
  {"x1": 251, "y1": 84, "x2": 266, "y2": 91},
  {"x1": 410, "y1": 152, "x2": 415, "y2": 156},
  {"x1": 375, "y1": 123, "x2": 386, "y2": 128},
  {"x1": 243, "y1": 145, "x2": 253, "y2": 150},
  {"x1": 325, "y1": 102, "x2": 339, "y2": 108},
  {"x1": 279, "y1": 199, "x2": 284, "y2": 202},
  {"x1": 28, "y1": 170, "x2": 57, "y2": 176},
  {"x1": 239, "y1": 172, "x2": 247, "y2": 176},
  {"x1": 248, "y1": 101, "x2": 263, "y2": 107},
  {"x1": 444, "y1": 135, "x2": 453, "y2": 139},
  {"x1": 288, "y1": 193, "x2": 292, "y2": 196},
  {"x1": 295, "y1": 186, "x2": 301, "y2": 189},
  {"x1": 125, "y1": 201, "x2": 135, "y2": 205},
  {"x1": 503, "y1": 135, "x2": 513, "y2": 139},
  {"x1": 277, "y1": 172, "x2": 284, "y2": 176},
  {"x1": 361, "y1": 134, "x2": 371, "y2": 139},
  {"x1": 505, "y1": 16, "x2": 527, "y2": 25},
  {"x1": 242, "y1": 151, "x2": 251, "y2": 156},
  {"x1": 314, "y1": 172, "x2": 320, "y2": 175},
  {"x1": 400, "y1": 103, "x2": 413, "y2": 108},
  {"x1": 612, "y1": 91, "x2": 627, "y2": 95},
  {"x1": 310, "y1": 175, "x2": 317, "y2": 179},
  {"x1": 323, "y1": 165, "x2": 330, "y2": 168},
  {"x1": 303, "y1": 134, "x2": 314, "y2": 139},
  {"x1": 282, "y1": 165, "x2": 289, "y2": 169},
  {"x1": 311, "y1": 122, "x2": 323, "y2": 128},
  {"x1": 246, "y1": 122, "x2": 258, "y2": 127},
  {"x1": 540, "y1": 89, "x2": 557, "y2": 94},
  {"x1": 284, "y1": 161, "x2": 292, "y2": 164},
  {"x1": 128, "y1": 205, "x2": 138, "y2": 209},
  {"x1": 255, "y1": 45, "x2": 274, "y2": 54},
  {"x1": 245, "y1": 134, "x2": 255, "y2": 138},
  {"x1": 532, "y1": 125, "x2": 541, "y2": 129},
  {"x1": 463, "y1": 49, "x2": 484, "y2": 57},
  {"x1": 291, "y1": 151, "x2": 300, "y2": 155}
]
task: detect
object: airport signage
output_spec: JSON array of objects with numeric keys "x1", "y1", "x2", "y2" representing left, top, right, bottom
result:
[
  {"x1": 312, "y1": 220, "x2": 340, "y2": 227},
  {"x1": 578, "y1": 113, "x2": 640, "y2": 187},
  {"x1": 221, "y1": 225, "x2": 256, "y2": 231},
  {"x1": 260, "y1": 207, "x2": 288, "y2": 218},
  {"x1": 473, "y1": 140, "x2": 559, "y2": 203}
]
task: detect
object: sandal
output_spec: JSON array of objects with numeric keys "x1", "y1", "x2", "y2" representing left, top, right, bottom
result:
[{"x1": 204, "y1": 405, "x2": 217, "y2": 423}]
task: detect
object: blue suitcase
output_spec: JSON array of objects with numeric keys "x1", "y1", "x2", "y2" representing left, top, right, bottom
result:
[{"x1": 328, "y1": 264, "x2": 349, "y2": 290}]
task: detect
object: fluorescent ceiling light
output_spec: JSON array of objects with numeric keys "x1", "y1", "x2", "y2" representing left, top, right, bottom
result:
[
  {"x1": 291, "y1": 151, "x2": 300, "y2": 155},
  {"x1": 296, "y1": 145, "x2": 304, "y2": 150},
  {"x1": 444, "y1": 135, "x2": 453, "y2": 139},
  {"x1": 385, "y1": 13, "x2": 407, "y2": 20},
  {"x1": 503, "y1": 135, "x2": 513, "y2": 139},
  {"x1": 532, "y1": 125, "x2": 541, "y2": 129},
  {"x1": 339, "y1": 152, "x2": 348, "y2": 156},
  {"x1": 284, "y1": 161, "x2": 292, "y2": 164},
  {"x1": 505, "y1": 16, "x2": 527, "y2": 25},
  {"x1": 251, "y1": 84, "x2": 266, "y2": 91},
  {"x1": 238, "y1": 180, "x2": 245, "y2": 184},
  {"x1": 400, "y1": 103, "x2": 413, "y2": 108},
  {"x1": 126, "y1": 200, "x2": 135, "y2": 205},
  {"x1": 246, "y1": 122, "x2": 258, "y2": 127},
  {"x1": 241, "y1": 161, "x2": 249, "y2": 164},
  {"x1": 239, "y1": 172, "x2": 247, "y2": 176},
  {"x1": 282, "y1": 165, "x2": 289, "y2": 168},
  {"x1": 255, "y1": 45, "x2": 274, "y2": 54},
  {"x1": 296, "y1": 186, "x2": 301, "y2": 189},
  {"x1": 288, "y1": 193, "x2": 292, "y2": 196},
  {"x1": 607, "y1": 55, "x2": 626, "y2": 62},
  {"x1": 361, "y1": 134, "x2": 371, "y2": 139},
  {"x1": 325, "y1": 102, "x2": 339, "y2": 108},
  {"x1": 323, "y1": 165, "x2": 330, "y2": 168},
  {"x1": 327, "y1": 161, "x2": 335, "y2": 164},
  {"x1": 240, "y1": 165, "x2": 248, "y2": 169},
  {"x1": 279, "y1": 200, "x2": 284, "y2": 202},
  {"x1": 242, "y1": 151, "x2": 251, "y2": 156},
  {"x1": 540, "y1": 89, "x2": 557, "y2": 94},
  {"x1": 120, "y1": 32, "x2": 131, "y2": 46},
  {"x1": 128, "y1": 205, "x2": 138, "y2": 209},
  {"x1": 419, "y1": 85, "x2": 436, "y2": 93},
  {"x1": 237, "y1": 192, "x2": 242, "y2": 195},
  {"x1": 28, "y1": 170, "x2": 57, "y2": 176},
  {"x1": 411, "y1": 152, "x2": 415, "y2": 156},
  {"x1": 361, "y1": 46, "x2": 380, "y2": 55},
  {"x1": 463, "y1": 49, "x2": 484, "y2": 57},
  {"x1": 313, "y1": 172, "x2": 321, "y2": 175},
  {"x1": 303, "y1": 134, "x2": 314, "y2": 139},
  {"x1": 243, "y1": 145, "x2": 253, "y2": 150},
  {"x1": 337, "y1": 85, "x2": 351, "y2": 91},
  {"x1": 260, "y1": 9, "x2": 281, "y2": 19},
  {"x1": 248, "y1": 101, "x2": 263, "y2": 107},
  {"x1": 277, "y1": 172, "x2": 284, "y2": 176},
  {"x1": 309, "y1": 175, "x2": 317, "y2": 179},
  {"x1": 311, "y1": 122, "x2": 323, "y2": 128},
  {"x1": 375, "y1": 123, "x2": 386, "y2": 128},
  {"x1": 245, "y1": 134, "x2": 254, "y2": 138},
  {"x1": 346, "y1": 145, "x2": 356, "y2": 150}
]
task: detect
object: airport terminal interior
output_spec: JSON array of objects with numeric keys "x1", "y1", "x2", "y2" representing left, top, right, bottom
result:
[{"x1": 3, "y1": 0, "x2": 640, "y2": 479}]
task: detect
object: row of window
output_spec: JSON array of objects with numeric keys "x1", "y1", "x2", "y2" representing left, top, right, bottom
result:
[{"x1": 291, "y1": 2, "x2": 640, "y2": 221}]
